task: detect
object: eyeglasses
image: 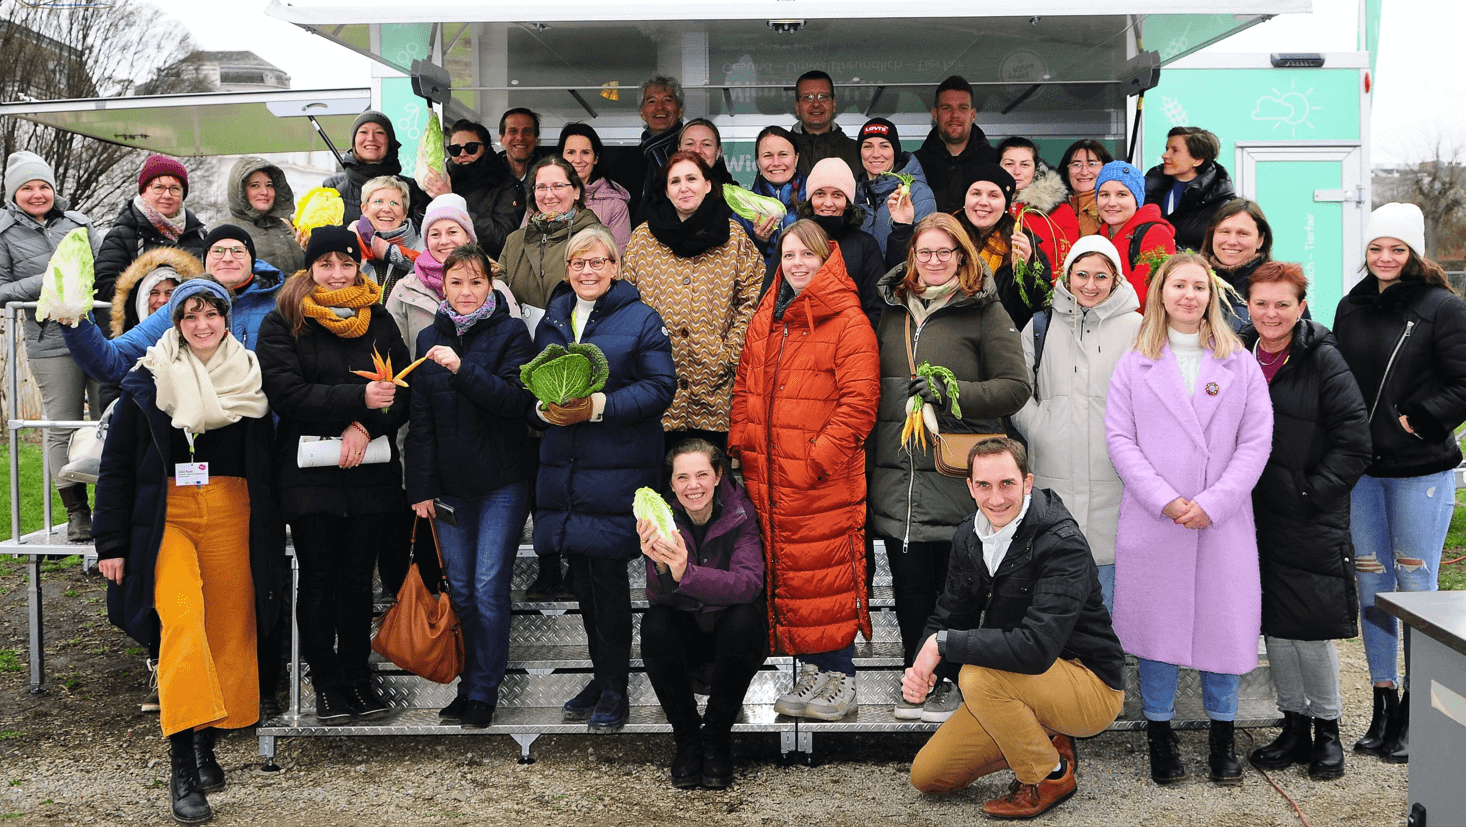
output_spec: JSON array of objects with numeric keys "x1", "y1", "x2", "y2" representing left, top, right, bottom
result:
[
  {"x1": 798, "y1": 93, "x2": 833, "y2": 103},
  {"x1": 534, "y1": 182, "x2": 575, "y2": 194},
  {"x1": 914, "y1": 248, "x2": 958, "y2": 263},
  {"x1": 368, "y1": 197, "x2": 403, "y2": 209},
  {"x1": 567, "y1": 257, "x2": 612, "y2": 272},
  {"x1": 1068, "y1": 160, "x2": 1104, "y2": 171},
  {"x1": 208, "y1": 245, "x2": 249, "y2": 259},
  {"x1": 446, "y1": 142, "x2": 483, "y2": 157},
  {"x1": 147, "y1": 183, "x2": 183, "y2": 197},
  {"x1": 1070, "y1": 270, "x2": 1111, "y2": 281}
]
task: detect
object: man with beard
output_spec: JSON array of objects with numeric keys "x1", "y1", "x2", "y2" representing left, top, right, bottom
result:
[{"x1": 913, "y1": 76, "x2": 998, "y2": 214}]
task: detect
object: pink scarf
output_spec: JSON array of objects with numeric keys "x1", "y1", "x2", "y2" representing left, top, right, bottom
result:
[{"x1": 413, "y1": 247, "x2": 447, "y2": 297}]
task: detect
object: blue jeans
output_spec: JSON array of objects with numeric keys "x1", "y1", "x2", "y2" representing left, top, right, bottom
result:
[
  {"x1": 801, "y1": 644, "x2": 856, "y2": 676},
  {"x1": 1095, "y1": 564, "x2": 1115, "y2": 614},
  {"x1": 1350, "y1": 470, "x2": 1454, "y2": 689},
  {"x1": 1137, "y1": 658, "x2": 1241, "y2": 722},
  {"x1": 436, "y1": 481, "x2": 530, "y2": 705}
]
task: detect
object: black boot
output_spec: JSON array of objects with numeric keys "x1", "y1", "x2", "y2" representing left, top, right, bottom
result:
[
  {"x1": 193, "y1": 728, "x2": 224, "y2": 793},
  {"x1": 525, "y1": 554, "x2": 563, "y2": 601},
  {"x1": 1248, "y1": 711, "x2": 1312, "y2": 770},
  {"x1": 1309, "y1": 718, "x2": 1345, "y2": 780},
  {"x1": 670, "y1": 729, "x2": 703, "y2": 790},
  {"x1": 1354, "y1": 685, "x2": 1398, "y2": 757},
  {"x1": 169, "y1": 731, "x2": 212, "y2": 824},
  {"x1": 1208, "y1": 720, "x2": 1243, "y2": 785},
  {"x1": 1146, "y1": 720, "x2": 1185, "y2": 784},
  {"x1": 701, "y1": 730, "x2": 734, "y2": 790},
  {"x1": 59, "y1": 484, "x2": 91, "y2": 543},
  {"x1": 1383, "y1": 689, "x2": 1409, "y2": 764}
]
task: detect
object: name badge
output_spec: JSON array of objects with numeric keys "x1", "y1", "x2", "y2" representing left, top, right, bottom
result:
[{"x1": 175, "y1": 463, "x2": 210, "y2": 487}]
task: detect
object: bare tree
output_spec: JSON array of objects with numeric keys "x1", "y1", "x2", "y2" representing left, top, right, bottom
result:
[
  {"x1": 0, "y1": 1, "x2": 199, "y2": 222},
  {"x1": 1390, "y1": 140, "x2": 1466, "y2": 261}
]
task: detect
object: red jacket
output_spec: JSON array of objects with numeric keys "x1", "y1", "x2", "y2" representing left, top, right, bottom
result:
[
  {"x1": 1102, "y1": 203, "x2": 1176, "y2": 306},
  {"x1": 730, "y1": 242, "x2": 879, "y2": 656}
]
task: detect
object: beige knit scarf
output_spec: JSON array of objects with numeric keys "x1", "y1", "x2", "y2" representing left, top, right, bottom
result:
[{"x1": 140, "y1": 328, "x2": 268, "y2": 434}]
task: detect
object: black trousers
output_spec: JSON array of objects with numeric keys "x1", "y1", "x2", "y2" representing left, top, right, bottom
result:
[
  {"x1": 882, "y1": 536, "x2": 954, "y2": 668},
  {"x1": 568, "y1": 554, "x2": 633, "y2": 694},
  {"x1": 291, "y1": 513, "x2": 395, "y2": 690},
  {"x1": 641, "y1": 602, "x2": 768, "y2": 738}
]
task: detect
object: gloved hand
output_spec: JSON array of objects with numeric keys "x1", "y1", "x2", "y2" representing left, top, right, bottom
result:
[
  {"x1": 544, "y1": 396, "x2": 594, "y2": 426},
  {"x1": 908, "y1": 376, "x2": 944, "y2": 408}
]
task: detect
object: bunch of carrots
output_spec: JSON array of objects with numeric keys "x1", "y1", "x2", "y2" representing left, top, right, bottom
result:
[
  {"x1": 901, "y1": 361, "x2": 961, "y2": 452},
  {"x1": 353, "y1": 345, "x2": 428, "y2": 411}
]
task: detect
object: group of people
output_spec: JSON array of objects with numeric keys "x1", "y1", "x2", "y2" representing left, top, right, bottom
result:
[{"x1": 2, "y1": 66, "x2": 1462, "y2": 824}]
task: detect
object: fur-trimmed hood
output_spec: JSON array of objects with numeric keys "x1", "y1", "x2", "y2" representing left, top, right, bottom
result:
[
  {"x1": 1014, "y1": 165, "x2": 1068, "y2": 213},
  {"x1": 109, "y1": 246, "x2": 203, "y2": 337},
  {"x1": 228, "y1": 156, "x2": 295, "y2": 226}
]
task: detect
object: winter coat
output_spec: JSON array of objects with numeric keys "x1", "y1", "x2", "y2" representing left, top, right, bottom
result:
[
  {"x1": 323, "y1": 150, "x2": 430, "y2": 226},
  {"x1": 1011, "y1": 166, "x2": 1076, "y2": 277},
  {"x1": 62, "y1": 258, "x2": 284, "y2": 384},
  {"x1": 1011, "y1": 277, "x2": 1142, "y2": 566},
  {"x1": 92, "y1": 365, "x2": 284, "y2": 649},
  {"x1": 584, "y1": 177, "x2": 632, "y2": 255},
  {"x1": 1333, "y1": 275, "x2": 1466, "y2": 478},
  {"x1": 107, "y1": 247, "x2": 203, "y2": 338},
  {"x1": 500, "y1": 209, "x2": 604, "y2": 311},
  {"x1": 1100, "y1": 203, "x2": 1175, "y2": 307},
  {"x1": 1144, "y1": 160, "x2": 1237, "y2": 253},
  {"x1": 255, "y1": 304, "x2": 411, "y2": 520},
  {"x1": 446, "y1": 153, "x2": 524, "y2": 258},
  {"x1": 729, "y1": 246, "x2": 880, "y2": 656},
  {"x1": 404, "y1": 296, "x2": 536, "y2": 503},
  {"x1": 227, "y1": 157, "x2": 303, "y2": 275},
  {"x1": 870, "y1": 265, "x2": 1031, "y2": 544},
  {"x1": 0, "y1": 198, "x2": 100, "y2": 358},
  {"x1": 621, "y1": 220, "x2": 764, "y2": 432},
  {"x1": 791, "y1": 123, "x2": 862, "y2": 178},
  {"x1": 606, "y1": 124, "x2": 682, "y2": 225},
  {"x1": 386, "y1": 271, "x2": 521, "y2": 359},
  {"x1": 732, "y1": 174, "x2": 803, "y2": 273},
  {"x1": 94, "y1": 200, "x2": 207, "y2": 313},
  {"x1": 913, "y1": 126, "x2": 999, "y2": 215},
  {"x1": 1240, "y1": 320, "x2": 1370, "y2": 640},
  {"x1": 921, "y1": 488, "x2": 1126, "y2": 691},
  {"x1": 856, "y1": 152, "x2": 937, "y2": 257},
  {"x1": 645, "y1": 477, "x2": 766, "y2": 624},
  {"x1": 532, "y1": 280, "x2": 675, "y2": 560},
  {"x1": 1105, "y1": 341, "x2": 1274, "y2": 674}
]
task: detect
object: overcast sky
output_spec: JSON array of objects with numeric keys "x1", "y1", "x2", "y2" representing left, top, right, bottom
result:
[{"x1": 146, "y1": 0, "x2": 1460, "y2": 167}]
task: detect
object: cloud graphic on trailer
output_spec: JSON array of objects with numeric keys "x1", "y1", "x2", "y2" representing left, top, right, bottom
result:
[{"x1": 1252, "y1": 92, "x2": 1313, "y2": 126}]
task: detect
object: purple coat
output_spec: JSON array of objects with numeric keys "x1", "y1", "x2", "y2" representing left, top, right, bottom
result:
[
  {"x1": 1105, "y1": 343, "x2": 1274, "y2": 674},
  {"x1": 645, "y1": 477, "x2": 765, "y2": 623}
]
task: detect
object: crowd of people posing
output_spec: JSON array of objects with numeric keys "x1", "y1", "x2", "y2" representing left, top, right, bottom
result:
[{"x1": 3, "y1": 69, "x2": 1464, "y2": 824}]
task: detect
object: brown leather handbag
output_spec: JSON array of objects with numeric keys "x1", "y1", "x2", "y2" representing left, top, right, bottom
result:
[
  {"x1": 904, "y1": 314, "x2": 1005, "y2": 478},
  {"x1": 371, "y1": 516, "x2": 464, "y2": 684}
]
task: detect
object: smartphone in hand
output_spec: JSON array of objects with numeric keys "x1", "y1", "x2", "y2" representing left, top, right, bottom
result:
[{"x1": 433, "y1": 499, "x2": 458, "y2": 528}]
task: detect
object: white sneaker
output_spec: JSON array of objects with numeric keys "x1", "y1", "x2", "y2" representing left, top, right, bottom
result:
[
  {"x1": 920, "y1": 679, "x2": 962, "y2": 723},
  {"x1": 893, "y1": 692, "x2": 926, "y2": 720},
  {"x1": 774, "y1": 663, "x2": 828, "y2": 717},
  {"x1": 804, "y1": 672, "x2": 857, "y2": 721},
  {"x1": 140, "y1": 658, "x2": 160, "y2": 713}
]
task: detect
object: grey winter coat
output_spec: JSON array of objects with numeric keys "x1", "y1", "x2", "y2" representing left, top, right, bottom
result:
[
  {"x1": 869, "y1": 264, "x2": 1031, "y2": 543},
  {"x1": 0, "y1": 198, "x2": 100, "y2": 358},
  {"x1": 228, "y1": 157, "x2": 303, "y2": 275},
  {"x1": 1011, "y1": 277, "x2": 1142, "y2": 566}
]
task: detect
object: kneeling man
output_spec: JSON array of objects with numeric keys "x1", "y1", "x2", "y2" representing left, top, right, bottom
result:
[{"x1": 906, "y1": 438, "x2": 1126, "y2": 819}]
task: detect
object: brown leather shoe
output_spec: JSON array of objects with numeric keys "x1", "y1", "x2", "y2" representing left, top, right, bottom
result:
[
  {"x1": 1051, "y1": 734, "x2": 1077, "y2": 774},
  {"x1": 981, "y1": 761, "x2": 1077, "y2": 820}
]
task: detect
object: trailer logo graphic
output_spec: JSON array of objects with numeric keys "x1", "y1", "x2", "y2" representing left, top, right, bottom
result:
[{"x1": 1252, "y1": 81, "x2": 1321, "y2": 138}]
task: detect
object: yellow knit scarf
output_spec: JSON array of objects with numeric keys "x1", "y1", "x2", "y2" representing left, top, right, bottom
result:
[
  {"x1": 977, "y1": 230, "x2": 1009, "y2": 278},
  {"x1": 301, "y1": 281, "x2": 381, "y2": 338}
]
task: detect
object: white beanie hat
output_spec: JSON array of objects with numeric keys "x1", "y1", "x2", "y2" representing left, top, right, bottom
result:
[
  {"x1": 1365, "y1": 202, "x2": 1426, "y2": 257},
  {"x1": 1061, "y1": 234, "x2": 1125, "y2": 280},
  {"x1": 5, "y1": 151, "x2": 56, "y2": 205}
]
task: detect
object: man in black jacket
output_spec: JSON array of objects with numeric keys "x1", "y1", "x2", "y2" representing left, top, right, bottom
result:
[
  {"x1": 606, "y1": 75, "x2": 685, "y2": 225},
  {"x1": 789, "y1": 70, "x2": 861, "y2": 177},
  {"x1": 906, "y1": 438, "x2": 1125, "y2": 820},
  {"x1": 913, "y1": 76, "x2": 998, "y2": 214}
]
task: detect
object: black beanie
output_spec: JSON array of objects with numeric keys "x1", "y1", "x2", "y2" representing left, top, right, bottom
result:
[
  {"x1": 962, "y1": 163, "x2": 1017, "y2": 210},
  {"x1": 858, "y1": 118, "x2": 901, "y2": 150},
  {"x1": 349, "y1": 110, "x2": 402, "y2": 156},
  {"x1": 303, "y1": 225, "x2": 362, "y2": 271},
  {"x1": 203, "y1": 224, "x2": 257, "y2": 266}
]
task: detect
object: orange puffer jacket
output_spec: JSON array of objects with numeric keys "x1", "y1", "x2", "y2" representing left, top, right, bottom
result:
[{"x1": 730, "y1": 242, "x2": 880, "y2": 656}]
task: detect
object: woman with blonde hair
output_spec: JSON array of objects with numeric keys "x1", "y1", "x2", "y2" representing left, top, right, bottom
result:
[
  {"x1": 1106, "y1": 252, "x2": 1273, "y2": 786},
  {"x1": 870, "y1": 211, "x2": 1029, "y2": 721}
]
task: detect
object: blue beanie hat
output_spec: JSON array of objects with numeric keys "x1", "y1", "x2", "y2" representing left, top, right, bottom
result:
[
  {"x1": 1094, "y1": 160, "x2": 1145, "y2": 204},
  {"x1": 167, "y1": 278, "x2": 233, "y2": 323}
]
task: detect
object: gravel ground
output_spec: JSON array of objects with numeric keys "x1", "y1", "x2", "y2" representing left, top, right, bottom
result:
[{"x1": 0, "y1": 560, "x2": 1412, "y2": 826}]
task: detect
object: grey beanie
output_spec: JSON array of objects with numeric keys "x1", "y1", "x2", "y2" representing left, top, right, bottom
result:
[{"x1": 5, "y1": 151, "x2": 56, "y2": 205}]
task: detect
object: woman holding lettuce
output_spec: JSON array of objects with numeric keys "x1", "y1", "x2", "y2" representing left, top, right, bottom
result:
[
  {"x1": 621, "y1": 151, "x2": 763, "y2": 455},
  {"x1": 530, "y1": 225, "x2": 675, "y2": 732}
]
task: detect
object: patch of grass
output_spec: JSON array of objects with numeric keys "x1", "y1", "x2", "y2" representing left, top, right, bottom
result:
[
  {"x1": 0, "y1": 814, "x2": 21, "y2": 820},
  {"x1": 125, "y1": 646, "x2": 143, "y2": 656},
  {"x1": 39, "y1": 556, "x2": 80, "y2": 573},
  {"x1": 61, "y1": 589, "x2": 78, "y2": 597},
  {"x1": 0, "y1": 650, "x2": 18, "y2": 673},
  {"x1": 58, "y1": 673, "x2": 80, "y2": 691},
  {"x1": 1442, "y1": 489, "x2": 1466, "y2": 592},
  {"x1": 0, "y1": 732, "x2": 23, "y2": 740},
  {"x1": 0, "y1": 441, "x2": 67, "y2": 539},
  {"x1": 0, "y1": 558, "x2": 15, "y2": 578},
  {"x1": 6, "y1": 780, "x2": 18, "y2": 787}
]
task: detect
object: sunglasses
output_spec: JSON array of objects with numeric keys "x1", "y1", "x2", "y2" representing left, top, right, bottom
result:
[{"x1": 446, "y1": 142, "x2": 483, "y2": 157}]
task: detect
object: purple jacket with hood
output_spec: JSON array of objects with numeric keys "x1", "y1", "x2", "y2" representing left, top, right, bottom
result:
[{"x1": 645, "y1": 476, "x2": 765, "y2": 623}]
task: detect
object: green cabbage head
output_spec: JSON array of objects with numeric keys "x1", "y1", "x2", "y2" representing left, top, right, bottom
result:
[
  {"x1": 416, "y1": 110, "x2": 445, "y2": 185},
  {"x1": 520, "y1": 342, "x2": 610, "y2": 406},
  {"x1": 633, "y1": 487, "x2": 677, "y2": 543},
  {"x1": 35, "y1": 227, "x2": 94, "y2": 327}
]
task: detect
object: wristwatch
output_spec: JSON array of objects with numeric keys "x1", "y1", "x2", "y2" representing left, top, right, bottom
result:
[{"x1": 935, "y1": 630, "x2": 948, "y2": 655}]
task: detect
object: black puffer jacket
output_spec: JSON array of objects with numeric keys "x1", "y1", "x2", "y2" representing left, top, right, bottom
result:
[
  {"x1": 446, "y1": 154, "x2": 524, "y2": 258},
  {"x1": 404, "y1": 295, "x2": 536, "y2": 503},
  {"x1": 255, "y1": 304, "x2": 411, "y2": 520},
  {"x1": 1241, "y1": 320, "x2": 1371, "y2": 640},
  {"x1": 94, "y1": 200, "x2": 207, "y2": 308},
  {"x1": 1334, "y1": 275, "x2": 1466, "y2": 478},
  {"x1": 1143, "y1": 160, "x2": 1237, "y2": 252},
  {"x1": 323, "y1": 151, "x2": 430, "y2": 226},
  {"x1": 913, "y1": 126, "x2": 998, "y2": 215},
  {"x1": 922, "y1": 488, "x2": 1126, "y2": 691}
]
